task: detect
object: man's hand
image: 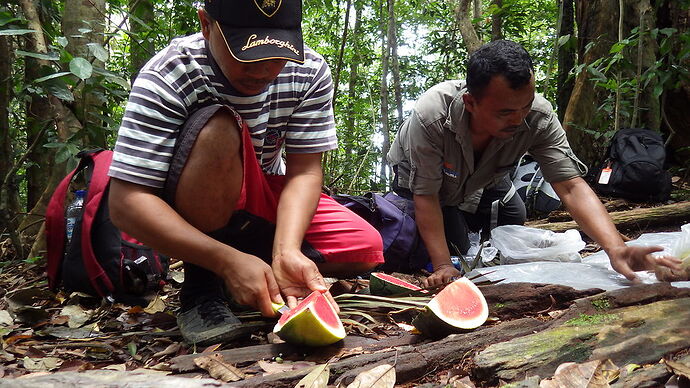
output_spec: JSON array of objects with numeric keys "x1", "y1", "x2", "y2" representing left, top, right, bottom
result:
[
  {"x1": 606, "y1": 244, "x2": 682, "y2": 282},
  {"x1": 551, "y1": 177, "x2": 682, "y2": 281},
  {"x1": 424, "y1": 263, "x2": 462, "y2": 288},
  {"x1": 272, "y1": 249, "x2": 338, "y2": 312},
  {"x1": 219, "y1": 251, "x2": 284, "y2": 317}
]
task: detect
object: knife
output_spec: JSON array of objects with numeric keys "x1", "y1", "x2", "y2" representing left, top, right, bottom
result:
[{"x1": 272, "y1": 302, "x2": 290, "y2": 315}]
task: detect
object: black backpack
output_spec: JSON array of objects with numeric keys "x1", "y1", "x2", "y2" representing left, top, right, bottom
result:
[
  {"x1": 46, "y1": 150, "x2": 169, "y2": 304},
  {"x1": 332, "y1": 192, "x2": 429, "y2": 273},
  {"x1": 592, "y1": 128, "x2": 671, "y2": 202}
]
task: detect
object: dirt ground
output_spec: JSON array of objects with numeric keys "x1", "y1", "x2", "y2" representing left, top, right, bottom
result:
[{"x1": 1, "y1": 193, "x2": 689, "y2": 387}]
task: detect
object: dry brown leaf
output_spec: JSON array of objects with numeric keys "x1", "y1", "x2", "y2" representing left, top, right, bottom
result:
[
  {"x1": 22, "y1": 356, "x2": 62, "y2": 372},
  {"x1": 194, "y1": 353, "x2": 246, "y2": 382},
  {"x1": 449, "y1": 375, "x2": 476, "y2": 388},
  {"x1": 0, "y1": 310, "x2": 13, "y2": 326},
  {"x1": 295, "y1": 363, "x2": 330, "y2": 388},
  {"x1": 665, "y1": 358, "x2": 690, "y2": 378},
  {"x1": 143, "y1": 295, "x2": 166, "y2": 314},
  {"x1": 346, "y1": 364, "x2": 396, "y2": 388},
  {"x1": 540, "y1": 359, "x2": 619, "y2": 388},
  {"x1": 333, "y1": 346, "x2": 366, "y2": 360},
  {"x1": 258, "y1": 359, "x2": 315, "y2": 375},
  {"x1": 267, "y1": 332, "x2": 286, "y2": 344},
  {"x1": 60, "y1": 305, "x2": 91, "y2": 328},
  {"x1": 103, "y1": 364, "x2": 127, "y2": 371},
  {"x1": 152, "y1": 343, "x2": 181, "y2": 358}
]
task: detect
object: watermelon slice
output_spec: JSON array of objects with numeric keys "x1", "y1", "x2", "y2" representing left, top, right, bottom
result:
[
  {"x1": 369, "y1": 272, "x2": 427, "y2": 296},
  {"x1": 412, "y1": 277, "x2": 488, "y2": 337},
  {"x1": 273, "y1": 291, "x2": 346, "y2": 347}
]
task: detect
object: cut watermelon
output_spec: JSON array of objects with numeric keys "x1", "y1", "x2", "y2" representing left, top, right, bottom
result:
[
  {"x1": 369, "y1": 272, "x2": 427, "y2": 296},
  {"x1": 412, "y1": 277, "x2": 488, "y2": 337},
  {"x1": 273, "y1": 291, "x2": 346, "y2": 347}
]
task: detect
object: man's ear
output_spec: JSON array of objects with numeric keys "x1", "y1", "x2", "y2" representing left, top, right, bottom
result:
[
  {"x1": 462, "y1": 93, "x2": 476, "y2": 113},
  {"x1": 199, "y1": 9, "x2": 212, "y2": 39}
]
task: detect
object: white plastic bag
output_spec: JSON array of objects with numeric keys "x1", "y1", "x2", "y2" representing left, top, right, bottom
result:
[
  {"x1": 672, "y1": 223, "x2": 690, "y2": 269},
  {"x1": 490, "y1": 225, "x2": 585, "y2": 263}
]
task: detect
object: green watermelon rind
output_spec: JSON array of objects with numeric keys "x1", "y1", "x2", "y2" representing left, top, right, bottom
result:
[
  {"x1": 412, "y1": 278, "x2": 488, "y2": 337},
  {"x1": 272, "y1": 301, "x2": 346, "y2": 347},
  {"x1": 369, "y1": 273, "x2": 423, "y2": 296}
]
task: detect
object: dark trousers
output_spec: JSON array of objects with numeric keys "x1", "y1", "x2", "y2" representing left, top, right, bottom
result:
[{"x1": 392, "y1": 171, "x2": 525, "y2": 255}]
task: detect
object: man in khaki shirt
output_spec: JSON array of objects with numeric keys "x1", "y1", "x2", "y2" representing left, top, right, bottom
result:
[{"x1": 388, "y1": 40, "x2": 681, "y2": 286}]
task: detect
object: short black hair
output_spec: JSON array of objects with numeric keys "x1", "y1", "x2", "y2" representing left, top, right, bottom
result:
[{"x1": 466, "y1": 40, "x2": 534, "y2": 99}]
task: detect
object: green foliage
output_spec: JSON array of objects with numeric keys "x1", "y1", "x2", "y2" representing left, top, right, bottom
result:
[
  {"x1": 6, "y1": 0, "x2": 685, "y2": 228},
  {"x1": 575, "y1": 24, "x2": 690, "y2": 140}
]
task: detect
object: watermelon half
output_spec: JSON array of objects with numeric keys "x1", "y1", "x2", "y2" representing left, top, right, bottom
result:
[
  {"x1": 412, "y1": 277, "x2": 488, "y2": 337},
  {"x1": 272, "y1": 291, "x2": 346, "y2": 347},
  {"x1": 369, "y1": 272, "x2": 427, "y2": 296}
]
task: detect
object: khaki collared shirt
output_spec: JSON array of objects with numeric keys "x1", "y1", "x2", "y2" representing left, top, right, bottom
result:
[{"x1": 387, "y1": 80, "x2": 587, "y2": 213}]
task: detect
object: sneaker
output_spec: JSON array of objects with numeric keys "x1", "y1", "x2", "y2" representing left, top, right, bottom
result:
[{"x1": 177, "y1": 294, "x2": 246, "y2": 346}]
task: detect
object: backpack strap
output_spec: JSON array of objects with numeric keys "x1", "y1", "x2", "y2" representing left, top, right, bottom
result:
[
  {"x1": 45, "y1": 165, "x2": 81, "y2": 290},
  {"x1": 80, "y1": 150, "x2": 116, "y2": 296},
  {"x1": 490, "y1": 183, "x2": 517, "y2": 231}
]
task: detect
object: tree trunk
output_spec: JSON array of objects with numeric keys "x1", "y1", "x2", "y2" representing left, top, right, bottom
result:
[
  {"x1": 21, "y1": 0, "x2": 54, "y2": 213},
  {"x1": 556, "y1": 0, "x2": 575, "y2": 121},
  {"x1": 474, "y1": 0, "x2": 483, "y2": 40},
  {"x1": 128, "y1": 0, "x2": 155, "y2": 78},
  {"x1": 563, "y1": 0, "x2": 626, "y2": 165},
  {"x1": 456, "y1": 0, "x2": 483, "y2": 55},
  {"x1": 564, "y1": 0, "x2": 666, "y2": 166},
  {"x1": 345, "y1": 6, "x2": 361, "y2": 137},
  {"x1": 62, "y1": 0, "x2": 107, "y2": 148},
  {"x1": 331, "y1": 0, "x2": 351, "y2": 105},
  {"x1": 379, "y1": 0, "x2": 391, "y2": 188},
  {"x1": 629, "y1": 1, "x2": 659, "y2": 131},
  {"x1": 491, "y1": 0, "x2": 503, "y2": 41},
  {"x1": 0, "y1": 33, "x2": 22, "y2": 257},
  {"x1": 660, "y1": 2, "x2": 690, "y2": 164},
  {"x1": 388, "y1": 0, "x2": 403, "y2": 129}
]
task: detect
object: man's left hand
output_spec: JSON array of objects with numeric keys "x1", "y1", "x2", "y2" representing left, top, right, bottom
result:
[
  {"x1": 606, "y1": 244, "x2": 682, "y2": 282},
  {"x1": 272, "y1": 249, "x2": 339, "y2": 312}
]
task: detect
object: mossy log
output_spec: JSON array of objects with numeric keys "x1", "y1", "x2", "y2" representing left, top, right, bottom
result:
[{"x1": 528, "y1": 201, "x2": 690, "y2": 232}]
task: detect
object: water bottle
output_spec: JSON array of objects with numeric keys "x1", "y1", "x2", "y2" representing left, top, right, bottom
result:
[{"x1": 65, "y1": 190, "x2": 86, "y2": 246}]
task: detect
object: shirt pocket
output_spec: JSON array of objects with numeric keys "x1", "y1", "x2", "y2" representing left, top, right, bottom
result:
[{"x1": 440, "y1": 166, "x2": 462, "y2": 199}]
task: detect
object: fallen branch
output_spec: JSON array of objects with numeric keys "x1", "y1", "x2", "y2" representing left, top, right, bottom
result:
[{"x1": 528, "y1": 201, "x2": 690, "y2": 232}]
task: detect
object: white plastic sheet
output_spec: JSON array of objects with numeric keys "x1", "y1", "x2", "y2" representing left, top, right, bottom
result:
[{"x1": 469, "y1": 223, "x2": 690, "y2": 290}]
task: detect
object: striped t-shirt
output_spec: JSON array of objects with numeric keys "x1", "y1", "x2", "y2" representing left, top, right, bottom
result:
[{"x1": 108, "y1": 33, "x2": 337, "y2": 188}]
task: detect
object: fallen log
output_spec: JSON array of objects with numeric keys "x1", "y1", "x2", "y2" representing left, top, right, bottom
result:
[
  {"x1": 471, "y1": 283, "x2": 690, "y2": 385},
  {"x1": 0, "y1": 369, "x2": 234, "y2": 388},
  {"x1": 528, "y1": 201, "x2": 690, "y2": 232}
]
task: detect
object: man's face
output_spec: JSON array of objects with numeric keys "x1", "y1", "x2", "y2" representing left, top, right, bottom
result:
[
  {"x1": 463, "y1": 74, "x2": 535, "y2": 140},
  {"x1": 200, "y1": 10, "x2": 287, "y2": 96}
]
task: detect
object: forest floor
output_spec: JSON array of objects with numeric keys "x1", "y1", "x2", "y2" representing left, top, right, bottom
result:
[{"x1": 1, "y1": 183, "x2": 690, "y2": 387}]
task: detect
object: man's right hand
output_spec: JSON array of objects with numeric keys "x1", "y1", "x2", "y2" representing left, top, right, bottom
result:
[
  {"x1": 219, "y1": 251, "x2": 284, "y2": 317},
  {"x1": 424, "y1": 263, "x2": 462, "y2": 287}
]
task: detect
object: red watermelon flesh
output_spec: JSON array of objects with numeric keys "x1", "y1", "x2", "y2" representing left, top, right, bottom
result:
[
  {"x1": 273, "y1": 290, "x2": 346, "y2": 346},
  {"x1": 277, "y1": 290, "x2": 340, "y2": 329},
  {"x1": 426, "y1": 277, "x2": 488, "y2": 329},
  {"x1": 369, "y1": 272, "x2": 427, "y2": 296}
]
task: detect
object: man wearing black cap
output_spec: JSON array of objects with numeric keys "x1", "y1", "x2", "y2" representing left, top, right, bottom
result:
[{"x1": 107, "y1": 0, "x2": 384, "y2": 345}]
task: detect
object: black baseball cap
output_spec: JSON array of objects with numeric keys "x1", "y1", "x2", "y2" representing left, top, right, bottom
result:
[{"x1": 204, "y1": 0, "x2": 304, "y2": 64}]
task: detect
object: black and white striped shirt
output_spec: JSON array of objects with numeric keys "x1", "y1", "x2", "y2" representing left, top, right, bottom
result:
[{"x1": 108, "y1": 33, "x2": 337, "y2": 188}]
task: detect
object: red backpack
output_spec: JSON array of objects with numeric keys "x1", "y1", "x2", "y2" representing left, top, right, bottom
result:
[{"x1": 46, "y1": 149, "x2": 169, "y2": 304}]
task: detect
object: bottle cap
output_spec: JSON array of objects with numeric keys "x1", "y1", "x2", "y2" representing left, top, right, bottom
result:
[{"x1": 75, "y1": 190, "x2": 87, "y2": 197}]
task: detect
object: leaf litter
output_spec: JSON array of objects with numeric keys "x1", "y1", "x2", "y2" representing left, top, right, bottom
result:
[{"x1": 2, "y1": 255, "x2": 690, "y2": 387}]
